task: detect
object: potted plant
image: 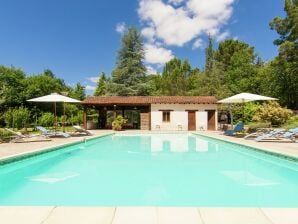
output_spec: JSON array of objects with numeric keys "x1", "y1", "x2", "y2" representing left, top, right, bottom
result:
[{"x1": 112, "y1": 115, "x2": 127, "y2": 131}]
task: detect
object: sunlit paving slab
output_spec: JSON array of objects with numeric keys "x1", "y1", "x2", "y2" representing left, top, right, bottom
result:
[
  {"x1": 112, "y1": 207, "x2": 157, "y2": 224},
  {"x1": 0, "y1": 206, "x2": 54, "y2": 224},
  {"x1": 199, "y1": 208, "x2": 272, "y2": 224},
  {"x1": 261, "y1": 208, "x2": 298, "y2": 224},
  {"x1": 43, "y1": 207, "x2": 115, "y2": 224},
  {"x1": 157, "y1": 207, "x2": 203, "y2": 224}
]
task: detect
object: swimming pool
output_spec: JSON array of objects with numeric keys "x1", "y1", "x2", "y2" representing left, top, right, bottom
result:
[{"x1": 0, "y1": 133, "x2": 297, "y2": 207}]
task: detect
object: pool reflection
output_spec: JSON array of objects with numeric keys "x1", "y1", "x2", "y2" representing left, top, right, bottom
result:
[{"x1": 150, "y1": 134, "x2": 210, "y2": 153}]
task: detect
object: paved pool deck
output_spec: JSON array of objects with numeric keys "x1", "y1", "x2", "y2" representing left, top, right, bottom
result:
[
  {"x1": 0, "y1": 130, "x2": 297, "y2": 223},
  {"x1": 0, "y1": 130, "x2": 114, "y2": 161},
  {"x1": 194, "y1": 131, "x2": 298, "y2": 159},
  {"x1": 0, "y1": 207, "x2": 297, "y2": 224}
]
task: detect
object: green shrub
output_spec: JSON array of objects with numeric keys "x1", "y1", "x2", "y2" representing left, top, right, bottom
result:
[
  {"x1": 59, "y1": 115, "x2": 67, "y2": 124},
  {"x1": 68, "y1": 112, "x2": 83, "y2": 125},
  {"x1": 247, "y1": 122, "x2": 272, "y2": 133},
  {"x1": 77, "y1": 111, "x2": 83, "y2": 123},
  {"x1": 0, "y1": 128, "x2": 13, "y2": 142},
  {"x1": 283, "y1": 114, "x2": 298, "y2": 129},
  {"x1": 39, "y1": 112, "x2": 55, "y2": 127},
  {"x1": 253, "y1": 101, "x2": 292, "y2": 126},
  {"x1": 3, "y1": 109, "x2": 14, "y2": 128},
  {"x1": 231, "y1": 102, "x2": 261, "y2": 123},
  {"x1": 4, "y1": 107, "x2": 30, "y2": 129},
  {"x1": 12, "y1": 107, "x2": 31, "y2": 129},
  {"x1": 112, "y1": 115, "x2": 127, "y2": 131}
]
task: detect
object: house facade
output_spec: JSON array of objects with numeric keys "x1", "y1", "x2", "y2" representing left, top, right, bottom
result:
[{"x1": 81, "y1": 96, "x2": 218, "y2": 131}]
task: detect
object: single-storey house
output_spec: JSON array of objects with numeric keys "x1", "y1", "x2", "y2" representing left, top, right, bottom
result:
[{"x1": 81, "y1": 96, "x2": 218, "y2": 131}]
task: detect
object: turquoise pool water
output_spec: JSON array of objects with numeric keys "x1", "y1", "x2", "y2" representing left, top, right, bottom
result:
[{"x1": 0, "y1": 133, "x2": 297, "y2": 207}]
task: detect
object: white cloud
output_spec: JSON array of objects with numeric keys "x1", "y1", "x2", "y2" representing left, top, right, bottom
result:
[
  {"x1": 192, "y1": 38, "x2": 204, "y2": 49},
  {"x1": 216, "y1": 31, "x2": 230, "y2": 42},
  {"x1": 85, "y1": 85, "x2": 96, "y2": 91},
  {"x1": 116, "y1": 22, "x2": 126, "y2": 34},
  {"x1": 139, "y1": 0, "x2": 200, "y2": 46},
  {"x1": 138, "y1": 0, "x2": 235, "y2": 46},
  {"x1": 146, "y1": 65, "x2": 158, "y2": 75},
  {"x1": 144, "y1": 43, "x2": 174, "y2": 65},
  {"x1": 87, "y1": 76, "x2": 99, "y2": 84},
  {"x1": 141, "y1": 27, "x2": 156, "y2": 43},
  {"x1": 187, "y1": 0, "x2": 234, "y2": 20}
]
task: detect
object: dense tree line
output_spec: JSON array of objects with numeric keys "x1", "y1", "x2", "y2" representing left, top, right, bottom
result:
[
  {"x1": 0, "y1": 68, "x2": 85, "y2": 127},
  {"x1": 94, "y1": 0, "x2": 297, "y2": 109}
]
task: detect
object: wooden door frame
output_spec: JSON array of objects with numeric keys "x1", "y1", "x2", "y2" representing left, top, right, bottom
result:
[
  {"x1": 206, "y1": 110, "x2": 216, "y2": 131},
  {"x1": 187, "y1": 110, "x2": 197, "y2": 131}
]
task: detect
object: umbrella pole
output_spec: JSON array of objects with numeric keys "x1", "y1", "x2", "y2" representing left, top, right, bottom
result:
[
  {"x1": 63, "y1": 102, "x2": 65, "y2": 132},
  {"x1": 229, "y1": 104, "x2": 233, "y2": 129},
  {"x1": 54, "y1": 102, "x2": 57, "y2": 132},
  {"x1": 242, "y1": 99, "x2": 245, "y2": 124}
]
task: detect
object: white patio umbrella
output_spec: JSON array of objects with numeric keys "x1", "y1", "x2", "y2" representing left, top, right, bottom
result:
[
  {"x1": 218, "y1": 93, "x2": 277, "y2": 104},
  {"x1": 218, "y1": 93, "x2": 277, "y2": 127},
  {"x1": 27, "y1": 93, "x2": 81, "y2": 131}
]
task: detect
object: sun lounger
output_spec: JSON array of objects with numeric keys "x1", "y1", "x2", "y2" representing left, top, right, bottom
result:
[
  {"x1": 5, "y1": 128, "x2": 51, "y2": 143},
  {"x1": 255, "y1": 128, "x2": 298, "y2": 142},
  {"x1": 284, "y1": 127, "x2": 298, "y2": 139},
  {"x1": 36, "y1": 126, "x2": 71, "y2": 138},
  {"x1": 224, "y1": 123, "x2": 244, "y2": 136},
  {"x1": 244, "y1": 129, "x2": 284, "y2": 139},
  {"x1": 73, "y1": 125, "x2": 93, "y2": 136},
  {"x1": 289, "y1": 127, "x2": 298, "y2": 133},
  {"x1": 244, "y1": 130, "x2": 266, "y2": 139}
]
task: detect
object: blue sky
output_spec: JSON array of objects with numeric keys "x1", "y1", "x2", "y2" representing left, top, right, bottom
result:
[{"x1": 0, "y1": 0, "x2": 284, "y2": 94}]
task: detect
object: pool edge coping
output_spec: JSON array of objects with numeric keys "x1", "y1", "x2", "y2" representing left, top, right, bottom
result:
[
  {"x1": 192, "y1": 132, "x2": 298, "y2": 162},
  {"x1": 0, "y1": 132, "x2": 115, "y2": 166}
]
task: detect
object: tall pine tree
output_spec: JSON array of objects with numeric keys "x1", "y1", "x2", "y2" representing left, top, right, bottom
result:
[
  {"x1": 269, "y1": 0, "x2": 298, "y2": 109},
  {"x1": 160, "y1": 58, "x2": 192, "y2": 95},
  {"x1": 269, "y1": 0, "x2": 298, "y2": 45},
  {"x1": 94, "y1": 72, "x2": 107, "y2": 96},
  {"x1": 108, "y1": 27, "x2": 148, "y2": 96},
  {"x1": 205, "y1": 35, "x2": 214, "y2": 75}
]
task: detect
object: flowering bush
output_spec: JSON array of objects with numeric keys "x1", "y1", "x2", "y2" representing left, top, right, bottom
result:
[{"x1": 253, "y1": 101, "x2": 292, "y2": 126}]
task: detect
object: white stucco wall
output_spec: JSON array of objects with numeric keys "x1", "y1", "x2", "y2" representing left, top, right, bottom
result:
[
  {"x1": 196, "y1": 111, "x2": 208, "y2": 131},
  {"x1": 150, "y1": 104, "x2": 217, "y2": 131}
]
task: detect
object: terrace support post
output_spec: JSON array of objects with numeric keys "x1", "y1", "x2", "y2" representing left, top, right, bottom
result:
[
  {"x1": 63, "y1": 102, "x2": 66, "y2": 133},
  {"x1": 229, "y1": 104, "x2": 233, "y2": 129},
  {"x1": 83, "y1": 108, "x2": 87, "y2": 130},
  {"x1": 113, "y1": 105, "x2": 117, "y2": 120},
  {"x1": 98, "y1": 107, "x2": 107, "y2": 129},
  {"x1": 98, "y1": 108, "x2": 101, "y2": 129}
]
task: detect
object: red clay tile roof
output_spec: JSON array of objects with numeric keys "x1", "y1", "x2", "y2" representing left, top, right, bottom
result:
[{"x1": 82, "y1": 96, "x2": 217, "y2": 105}]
